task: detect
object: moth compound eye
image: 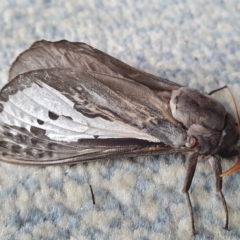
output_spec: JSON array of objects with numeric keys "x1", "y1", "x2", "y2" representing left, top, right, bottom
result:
[
  {"x1": 186, "y1": 136, "x2": 199, "y2": 148},
  {"x1": 192, "y1": 138, "x2": 199, "y2": 148}
]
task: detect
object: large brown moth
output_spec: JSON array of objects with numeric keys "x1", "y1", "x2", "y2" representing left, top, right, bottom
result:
[{"x1": 0, "y1": 40, "x2": 240, "y2": 235}]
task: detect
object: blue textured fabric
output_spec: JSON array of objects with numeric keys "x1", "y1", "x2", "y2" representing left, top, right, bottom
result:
[{"x1": 0, "y1": 1, "x2": 240, "y2": 239}]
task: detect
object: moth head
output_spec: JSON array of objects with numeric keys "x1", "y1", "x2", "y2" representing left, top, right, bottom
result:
[{"x1": 220, "y1": 87, "x2": 240, "y2": 177}]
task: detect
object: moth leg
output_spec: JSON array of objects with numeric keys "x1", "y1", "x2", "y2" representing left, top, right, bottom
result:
[
  {"x1": 182, "y1": 153, "x2": 198, "y2": 235},
  {"x1": 208, "y1": 156, "x2": 229, "y2": 230}
]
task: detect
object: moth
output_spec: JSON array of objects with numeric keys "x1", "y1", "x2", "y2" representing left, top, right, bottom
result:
[{"x1": 0, "y1": 40, "x2": 240, "y2": 235}]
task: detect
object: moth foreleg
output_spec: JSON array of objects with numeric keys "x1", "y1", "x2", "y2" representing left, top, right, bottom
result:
[
  {"x1": 208, "y1": 156, "x2": 229, "y2": 230},
  {"x1": 182, "y1": 153, "x2": 198, "y2": 235}
]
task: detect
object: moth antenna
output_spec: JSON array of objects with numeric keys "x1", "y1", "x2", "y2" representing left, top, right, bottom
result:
[
  {"x1": 207, "y1": 85, "x2": 227, "y2": 96},
  {"x1": 220, "y1": 157, "x2": 240, "y2": 177},
  {"x1": 221, "y1": 86, "x2": 240, "y2": 177}
]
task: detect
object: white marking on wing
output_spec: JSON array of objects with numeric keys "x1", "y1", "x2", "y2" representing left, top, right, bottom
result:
[{"x1": 0, "y1": 82, "x2": 160, "y2": 142}]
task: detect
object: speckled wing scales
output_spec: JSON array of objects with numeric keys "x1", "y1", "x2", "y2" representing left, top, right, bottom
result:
[{"x1": 0, "y1": 40, "x2": 186, "y2": 165}]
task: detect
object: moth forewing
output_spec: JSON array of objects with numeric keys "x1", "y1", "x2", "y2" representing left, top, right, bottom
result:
[{"x1": 0, "y1": 40, "x2": 240, "y2": 235}]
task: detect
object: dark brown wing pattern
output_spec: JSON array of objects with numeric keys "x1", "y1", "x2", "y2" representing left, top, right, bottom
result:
[{"x1": 0, "y1": 40, "x2": 188, "y2": 165}]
